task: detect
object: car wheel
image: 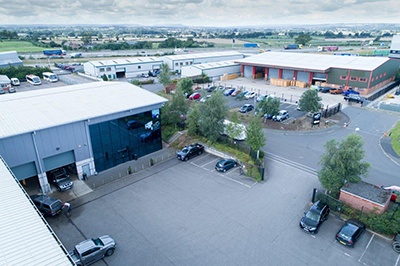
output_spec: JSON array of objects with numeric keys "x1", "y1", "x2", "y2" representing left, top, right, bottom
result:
[
  {"x1": 198, "y1": 151, "x2": 202, "y2": 155},
  {"x1": 223, "y1": 169, "x2": 227, "y2": 173},
  {"x1": 105, "y1": 248, "x2": 115, "y2": 256},
  {"x1": 184, "y1": 157, "x2": 188, "y2": 162},
  {"x1": 234, "y1": 163, "x2": 237, "y2": 167}
]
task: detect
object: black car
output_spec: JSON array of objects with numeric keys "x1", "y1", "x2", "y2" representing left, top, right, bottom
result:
[
  {"x1": 336, "y1": 219, "x2": 366, "y2": 247},
  {"x1": 299, "y1": 201, "x2": 330, "y2": 234},
  {"x1": 177, "y1": 143, "x2": 204, "y2": 161},
  {"x1": 344, "y1": 94, "x2": 364, "y2": 104},
  {"x1": 320, "y1": 87, "x2": 331, "y2": 93},
  {"x1": 206, "y1": 85, "x2": 216, "y2": 92},
  {"x1": 215, "y1": 159, "x2": 237, "y2": 172},
  {"x1": 239, "y1": 104, "x2": 254, "y2": 113},
  {"x1": 139, "y1": 129, "x2": 161, "y2": 142},
  {"x1": 126, "y1": 120, "x2": 143, "y2": 130},
  {"x1": 30, "y1": 194, "x2": 63, "y2": 216},
  {"x1": 48, "y1": 168, "x2": 74, "y2": 192}
]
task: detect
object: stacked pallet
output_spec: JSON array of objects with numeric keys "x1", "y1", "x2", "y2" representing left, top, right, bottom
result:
[
  {"x1": 255, "y1": 73, "x2": 264, "y2": 79},
  {"x1": 270, "y1": 78, "x2": 291, "y2": 87},
  {"x1": 221, "y1": 73, "x2": 238, "y2": 81},
  {"x1": 296, "y1": 81, "x2": 307, "y2": 88}
]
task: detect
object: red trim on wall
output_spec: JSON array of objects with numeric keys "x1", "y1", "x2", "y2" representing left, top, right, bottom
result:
[
  {"x1": 345, "y1": 69, "x2": 351, "y2": 88},
  {"x1": 367, "y1": 71, "x2": 373, "y2": 90},
  {"x1": 278, "y1": 69, "x2": 283, "y2": 79},
  {"x1": 293, "y1": 70, "x2": 298, "y2": 80},
  {"x1": 308, "y1": 72, "x2": 313, "y2": 85},
  {"x1": 241, "y1": 65, "x2": 244, "y2": 77},
  {"x1": 265, "y1": 67, "x2": 269, "y2": 80},
  {"x1": 252, "y1": 66, "x2": 256, "y2": 79}
]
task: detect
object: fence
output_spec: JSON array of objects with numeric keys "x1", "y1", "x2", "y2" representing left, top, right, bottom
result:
[
  {"x1": 197, "y1": 82, "x2": 301, "y2": 104},
  {"x1": 312, "y1": 188, "x2": 344, "y2": 219},
  {"x1": 366, "y1": 80, "x2": 400, "y2": 102},
  {"x1": 321, "y1": 103, "x2": 341, "y2": 118},
  {"x1": 58, "y1": 75, "x2": 84, "y2": 85}
]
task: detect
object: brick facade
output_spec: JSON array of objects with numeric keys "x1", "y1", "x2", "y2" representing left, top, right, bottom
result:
[{"x1": 339, "y1": 190, "x2": 389, "y2": 214}]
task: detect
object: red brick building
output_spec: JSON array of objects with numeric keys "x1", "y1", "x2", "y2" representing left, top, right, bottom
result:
[{"x1": 339, "y1": 181, "x2": 391, "y2": 214}]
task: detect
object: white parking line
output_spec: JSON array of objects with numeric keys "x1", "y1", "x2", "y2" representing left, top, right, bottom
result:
[
  {"x1": 359, "y1": 234, "x2": 374, "y2": 262},
  {"x1": 395, "y1": 254, "x2": 400, "y2": 266},
  {"x1": 201, "y1": 158, "x2": 218, "y2": 168},
  {"x1": 191, "y1": 153, "x2": 210, "y2": 164},
  {"x1": 217, "y1": 173, "x2": 251, "y2": 188},
  {"x1": 344, "y1": 253, "x2": 351, "y2": 257}
]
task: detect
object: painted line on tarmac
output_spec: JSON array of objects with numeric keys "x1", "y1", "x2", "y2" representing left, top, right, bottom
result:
[
  {"x1": 191, "y1": 153, "x2": 210, "y2": 164},
  {"x1": 201, "y1": 158, "x2": 218, "y2": 168},
  {"x1": 216, "y1": 172, "x2": 252, "y2": 188},
  {"x1": 395, "y1": 254, "x2": 400, "y2": 266},
  {"x1": 358, "y1": 234, "x2": 374, "y2": 263},
  {"x1": 265, "y1": 151, "x2": 318, "y2": 176}
]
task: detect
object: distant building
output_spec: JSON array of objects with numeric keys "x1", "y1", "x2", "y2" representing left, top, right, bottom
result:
[
  {"x1": 389, "y1": 35, "x2": 400, "y2": 60},
  {"x1": 181, "y1": 60, "x2": 240, "y2": 80},
  {"x1": 0, "y1": 75, "x2": 11, "y2": 92},
  {"x1": 0, "y1": 51, "x2": 23, "y2": 68}
]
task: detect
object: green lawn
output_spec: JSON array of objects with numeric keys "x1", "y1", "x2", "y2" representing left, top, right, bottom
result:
[
  {"x1": 389, "y1": 121, "x2": 400, "y2": 156},
  {"x1": 0, "y1": 41, "x2": 45, "y2": 53}
]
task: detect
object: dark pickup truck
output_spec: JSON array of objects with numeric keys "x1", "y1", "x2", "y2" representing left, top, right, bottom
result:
[
  {"x1": 344, "y1": 94, "x2": 364, "y2": 104},
  {"x1": 176, "y1": 143, "x2": 204, "y2": 161}
]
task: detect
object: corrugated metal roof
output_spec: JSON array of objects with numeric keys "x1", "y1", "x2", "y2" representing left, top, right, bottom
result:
[
  {"x1": 0, "y1": 156, "x2": 73, "y2": 266},
  {"x1": 0, "y1": 82, "x2": 168, "y2": 139},
  {"x1": 193, "y1": 60, "x2": 239, "y2": 70},
  {"x1": 0, "y1": 51, "x2": 23, "y2": 66},
  {"x1": 90, "y1": 57, "x2": 163, "y2": 67},
  {"x1": 390, "y1": 35, "x2": 400, "y2": 51},
  {"x1": 163, "y1": 51, "x2": 243, "y2": 60},
  {"x1": 235, "y1": 52, "x2": 389, "y2": 72},
  {"x1": 0, "y1": 75, "x2": 10, "y2": 83}
]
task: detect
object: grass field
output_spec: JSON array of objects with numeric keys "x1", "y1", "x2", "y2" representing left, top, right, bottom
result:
[
  {"x1": 389, "y1": 121, "x2": 400, "y2": 156},
  {"x1": 0, "y1": 41, "x2": 45, "y2": 53}
]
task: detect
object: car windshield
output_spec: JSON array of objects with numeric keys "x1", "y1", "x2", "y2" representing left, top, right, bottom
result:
[
  {"x1": 55, "y1": 177, "x2": 68, "y2": 182},
  {"x1": 305, "y1": 210, "x2": 320, "y2": 222},
  {"x1": 92, "y1": 238, "x2": 104, "y2": 246},
  {"x1": 339, "y1": 223, "x2": 358, "y2": 240},
  {"x1": 182, "y1": 148, "x2": 189, "y2": 153},
  {"x1": 33, "y1": 77, "x2": 40, "y2": 82}
]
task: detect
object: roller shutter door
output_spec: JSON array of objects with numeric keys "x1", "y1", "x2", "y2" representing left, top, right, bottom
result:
[
  {"x1": 313, "y1": 73, "x2": 327, "y2": 81},
  {"x1": 244, "y1": 66, "x2": 253, "y2": 78},
  {"x1": 297, "y1": 71, "x2": 309, "y2": 84},
  {"x1": 282, "y1": 70, "x2": 294, "y2": 80},
  {"x1": 43, "y1": 150, "x2": 75, "y2": 172},
  {"x1": 11, "y1": 162, "x2": 37, "y2": 181},
  {"x1": 268, "y1": 69, "x2": 279, "y2": 79}
]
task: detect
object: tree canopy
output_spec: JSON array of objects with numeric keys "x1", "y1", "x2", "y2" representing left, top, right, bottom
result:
[
  {"x1": 295, "y1": 34, "x2": 312, "y2": 45},
  {"x1": 245, "y1": 116, "x2": 266, "y2": 153},
  {"x1": 176, "y1": 78, "x2": 193, "y2": 96},
  {"x1": 299, "y1": 90, "x2": 322, "y2": 113},
  {"x1": 318, "y1": 134, "x2": 371, "y2": 195},
  {"x1": 258, "y1": 97, "x2": 280, "y2": 117},
  {"x1": 157, "y1": 63, "x2": 171, "y2": 87}
]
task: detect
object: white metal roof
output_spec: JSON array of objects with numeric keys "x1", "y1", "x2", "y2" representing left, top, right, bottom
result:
[
  {"x1": 0, "y1": 82, "x2": 168, "y2": 139},
  {"x1": 89, "y1": 57, "x2": 163, "y2": 67},
  {"x1": 390, "y1": 35, "x2": 400, "y2": 51},
  {"x1": 235, "y1": 52, "x2": 389, "y2": 72},
  {"x1": 163, "y1": 51, "x2": 243, "y2": 61},
  {"x1": 192, "y1": 60, "x2": 239, "y2": 70},
  {"x1": 0, "y1": 75, "x2": 10, "y2": 83},
  {"x1": 0, "y1": 156, "x2": 73, "y2": 266},
  {"x1": 0, "y1": 51, "x2": 23, "y2": 66}
]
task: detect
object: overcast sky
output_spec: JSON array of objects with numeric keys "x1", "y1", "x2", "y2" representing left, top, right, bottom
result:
[{"x1": 1, "y1": 0, "x2": 399, "y2": 26}]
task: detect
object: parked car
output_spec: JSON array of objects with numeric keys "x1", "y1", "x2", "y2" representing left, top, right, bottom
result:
[
  {"x1": 272, "y1": 110, "x2": 289, "y2": 122},
  {"x1": 330, "y1": 88, "x2": 343, "y2": 94},
  {"x1": 215, "y1": 159, "x2": 237, "y2": 172},
  {"x1": 8, "y1": 87, "x2": 16, "y2": 93},
  {"x1": 320, "y1": 87, "x2": 331, "y2": 93},
  {"x1": 30, "y1": 194, "x2": 63, "y2": 216},
  {"x1": 189, "y1": 92, "x2": 201, "y2": 100},
  {"x1": 263, "y1": 113, "x2": 273, "y2": 120},
  {"x1": 239, "y1": 104, "x2": 254, "y2": 113},
  {"x1": 10, "y1": 78, "x2": 20, "y2": 86},
  {"x1": 231, "y1": 88, "x2": 242, "y2": 97},
  {"x1": 299, "y1": 201, "x2": 330, "y2": 234},
  {"x1": 69, "y1": 235, "x2": 116, "y2": 266},
  {"x1": 200, "y1": 95, "x2": 211, "y2": 103},
  {"x1": 335, "y1": 219, "x2": 366, "y2": 247},
  {"x1": 0, "y1": 89, "x2": 5, "y2": 95},
  {"x1": 148, "y1": 71, "x2": 158, "y2": 77},
  {"x1": 343, "y1": 89, "x2": 360, "y2": 96},
  {"x1": 48, "y1": 168, "x2": 74, "y2": 192},
  {"x1": 206, "y1": 85, "x2": 216, "y2": 92},
  {"x1": 139, "y1": 129, "x2": 161, "y2": 142},
  {"x1": 256, "y1": 94, "x2": 268, "y2": 102},
  {"x1": 176, "y1": 143, "x2": 204, "y2": 161},
  {"x1": 344, "y1": 94, "x2": 364, "y2": 104},
  {"x1": 245, "y1": 91, "x2": 256, "y2": 99},
  {"x1": 125, "y1": 120, "x2": 143, "y2": 130},
  {"x1": 379, "y1": 185, "x2": 400, "y2": 202},
  {"x1": 223, "y1": 88, "x2": 235, "y2": 96},
  {"x1": 141, "y1": 73, "x2": 149, "y2": 78}
]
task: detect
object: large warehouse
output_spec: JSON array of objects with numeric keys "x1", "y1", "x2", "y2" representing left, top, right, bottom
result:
[
  {"x1": 163, "y1": 51, "x2": 245, "y2": 73},
  {"x1": 235, "y1": 52, "x2": 400, "y2": 95},
  {"x1": 0, "y1": 51, "x2": 23, "y2": 68},
  {"x1": 181, "y1": 60, "x2": 240, "y2": 80},
  {"x1": 389, "y1": 35, "x2": 400, "y2": 60},
  {"x1": 83, "y1": 57, "x2": 163, "y2": 79},
  {"x1": 0, "y1": 82, "x2": 167, "y2": 194}
]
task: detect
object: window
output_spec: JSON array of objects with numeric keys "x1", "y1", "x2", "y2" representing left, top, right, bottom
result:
[
  {"x1": 359, "y1": 77, "x2": 367, "y2": 82},
  {"x1": 376, "y1": 76, "x2": 379, "y2": 80},
  {"x1": 186, "y1": 62, "x2": 189, "y2": 65},
  {"x1": 108, "y1": 75, "x2": 111, "y2": 79},
  {"x1": 380, "y1": 74, "x2": 383, "y2": 78},
  {"x1": 350, "y1": 77, "x2": 358, "y2": 81},
  {"x1": 106, "y1": 67, "x2": 111, "y2": 71},
  {"x1": 99, "y1": 68, "x2": 105, "y2": 72},
  {"x1": 138, "y1": 66, "x2": 141, "y2": 69},
  {"x1": 340, "y1": 75, "x2": 347, "y2": 80},
  {"x1": 384, "y1": 72, "x2": 387, "y2": 76},
  {"x1": 175, "y1": 63, "x2": 178, "y2": 66},
  {"x1": 190, "y1": 62, "x2": 193, "y2": 65},
  {"x1": 180, "y1": 62, "x2": 183, "y2": 66},
  {"x1": 372, "y1": 78, "x2": 374, "y2": 81}
]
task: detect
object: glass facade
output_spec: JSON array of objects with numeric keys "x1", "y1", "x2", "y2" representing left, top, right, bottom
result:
[{"x1": 89, "y1": 110, "x2": 162, "y2": 172}]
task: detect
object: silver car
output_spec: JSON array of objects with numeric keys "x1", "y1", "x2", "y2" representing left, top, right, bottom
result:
[{"x1": 69, "y1": 235, "x2": 116, "y2": 266}]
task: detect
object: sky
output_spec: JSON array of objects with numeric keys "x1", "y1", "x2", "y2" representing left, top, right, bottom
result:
[{"x1": 0, "y1": 0, "x2": 399, "y2": 26}]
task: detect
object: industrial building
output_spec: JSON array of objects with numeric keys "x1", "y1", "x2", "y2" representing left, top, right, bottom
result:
[
  {"x1": 235, "y1": 52, "x2": 399, "y2": 95},
  {"x1": 0, "y1": 74, "x2": 11, "y2": 92},
  {"x1": 181, "y1": 60, "x2": 240, "y2": 80},
  {"x1": 83, "y1": 57, "x2": 163, "y2": 79},
  {"x1": 0, "y1": 51, "x2": 23, "y2": 68},
  {"x1": 163, "y1": 51, "x2": 245, "y2": 73},
  {"x1": 0, "y1": 156, "x2": 73, "y2": 265},
  {"x1": 389, "y1": 35, "x2": 400, "y2": 60},
  {"x1": 0, "y1": 82, "x2": 167, "y2": 194}
]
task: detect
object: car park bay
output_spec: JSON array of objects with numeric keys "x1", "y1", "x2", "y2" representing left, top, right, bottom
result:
[{"x1": 48, "y1": 150, "x2": 399, "y2": 266}]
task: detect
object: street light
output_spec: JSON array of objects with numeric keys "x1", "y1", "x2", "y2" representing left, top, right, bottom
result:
[{"x1": 355, "y1": 128, "x2": 360, "y2": 134}]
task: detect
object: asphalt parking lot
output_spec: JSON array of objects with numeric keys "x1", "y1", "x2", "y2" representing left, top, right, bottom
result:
[{"x1": 48, "y1": 152, "x2": 399, "y2": 266}]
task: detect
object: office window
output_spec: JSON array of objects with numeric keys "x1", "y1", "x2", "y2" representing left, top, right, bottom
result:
[
  {"x1": 350, "y1": 77, "x2": 358, "y2": 81},
  {"x1": 106, "y1": 67, "x2": 111, "y2": 71},
  {"x1": 376, "y1": 76, "x2": 379, "y2": 80},
  {"x1": 190, "y1": 62, "x2": 193, "y2": 65},
  {"x1": 359, "y1": 77, "x2": 367, "y2": 82},
  {"x1": 99, "y1": 68, "x2": 105, "y2": 72},
  {"x1": 138, "y1": 66, "x2": 141, "y2": 69},
  {"x1": 340, "y1": 75, "x2": 347, "y2": 80},
  {"x1": 380, "y1": 74, "x2": 383, "y2": 78},
  {"x1": 175, "y1": 63, "x2": 178, "y2": 66},
  {"x1": 180, "y1": 62, "x2": 183, "y2": 66},
  {"x1": 186, "y1": 62, "x2": 189, "y2": 65},
  {"x1": 384, "y1": 72, "x2": 387, "y2": 76}
]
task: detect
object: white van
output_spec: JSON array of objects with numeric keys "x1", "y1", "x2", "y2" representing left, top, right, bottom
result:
[
  {"x1": 43, "y1": 72, "x2": 58, "y2": 83},
  {"x1": 25, "y1": 75, "x2": 41, "y2": 85},
  {"x1": 221, "y1": 119, "x2": 247, "y2": 141}
]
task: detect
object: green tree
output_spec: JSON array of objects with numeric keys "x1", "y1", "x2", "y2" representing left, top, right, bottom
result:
[
  {"x1": 81, "y1": 32, "x2": 92, "y2": 45},
  {"x1": 176, "y1": 78, "x2": 193, "y2": 96},
  {"x1": 225, "y1": 112, "x2": 242, "y2": 142},
  {"x1": 161, "y1": 91, "x2": 188, "y2": 126},
  {"x1": 245, "y1": 116, "x2": 266, "y2": 155},
  {"x1": 187, "y1": 104, "x2": 201, "y2": 136},
  {"x1": 258, "y1": 97, "x2": 280, "y2": 117},
  {"x1": 157, "y1": 63, "x2": 171, "y2": 87},
  {"x1": 299, "y1": 90, "x2": 322, "y2": 113},
  {"x1": 198, "y1": 91, "x2": 229, "y2": 142},
  {"x1": 295, "y1": 34, "x2": 312, "y2": 45},
  {"x1": 318, "y1": 134, "x2": 371, "y2": 195},
  {"x1": 102, "y1": 74, "x2": 108, "y2": 81}
]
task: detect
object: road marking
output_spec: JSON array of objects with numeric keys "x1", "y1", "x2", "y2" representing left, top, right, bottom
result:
[
  {"x1": 191, "y1": 153, "x2": 210, "y2": 164},
  {"x1": 395, "y1": 254, "x2": 400, "y2": 266},
  {"x1": 359, "y1": 234, "x2": 374, "y2": 262},
  {"x1": 310, "y1": 235, "x2": 315, "y2": 238},
  {"x1": 201, "y1": 158, "x2": 218, "y2": 168},
  {"x1": 190, "y1": 162, "x2": 201, "y2": 167},
  {"x1": 217, "y1": 173, "x2": 251, "y2": 188},
  {"x1": 265, "y1": 151, "x2": 318, "y2": 176},
  {"x1": 344, "y1": 253, "x2": 351, "y2": 257}
]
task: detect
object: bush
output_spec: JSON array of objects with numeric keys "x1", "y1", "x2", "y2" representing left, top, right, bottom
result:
[
  {"x1": 192, "y1": 76, "x2": 211, "y2": 84},
  {"x1": 0, "y1": 65, "x2": 52, "y2": 80}
]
